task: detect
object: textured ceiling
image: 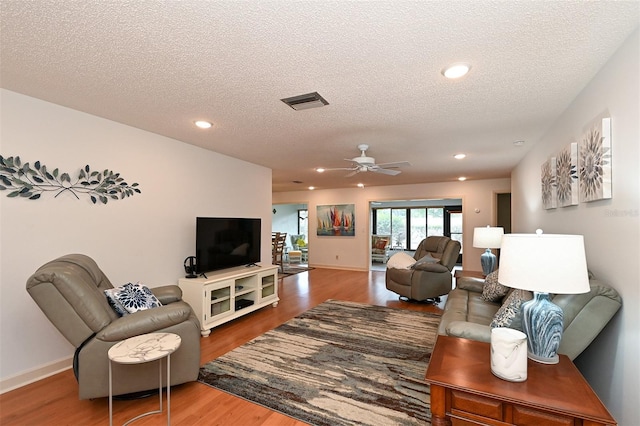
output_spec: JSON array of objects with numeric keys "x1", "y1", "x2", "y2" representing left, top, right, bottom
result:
[{"x1": 1, "y1": 1, "x2": 638, "y2": 192}]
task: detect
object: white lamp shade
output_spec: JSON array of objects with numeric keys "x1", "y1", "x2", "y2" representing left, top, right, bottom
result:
[
  {"x1": 473, "y1": 226, "x2": 504, "y2": 249},
  {"x1": 498, "y1": 232, "x2": 590, "y2": 294}
]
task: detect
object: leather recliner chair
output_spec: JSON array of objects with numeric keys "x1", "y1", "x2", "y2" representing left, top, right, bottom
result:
[
  {"x1": 385, "y1": 236, "x2": 461, "y2": 302},
  {"x1": 26, "y1": 254, "x2": 201, "y2": 399}
]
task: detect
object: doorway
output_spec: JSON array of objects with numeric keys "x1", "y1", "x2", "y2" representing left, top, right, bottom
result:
[
  {"x1": 496, "y1": 193, "x2": 512, "y2": 234},
  {"x1": 370, "y1": 199, "x2": 463, "y2": 270},
  {"x1": 272, "y1": 203, "x2": 309, "y2": 264}
]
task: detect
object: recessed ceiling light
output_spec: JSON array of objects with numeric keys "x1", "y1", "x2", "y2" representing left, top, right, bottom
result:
[
  {"x1": 514, "y1": 140, "x2": 525, "y2": 147},
  {"x1": 194, "y1": 120, "x2": 212, "y2": 129},
  {"x1": 315, "y1": 168, "x2": 326, "y2": 173},
  {"x1": 454, "y1": 153, "x2": 466, "y2": 160},
  {"x1": 308, "y1": 186, "x2": 315, "y2": 190},
  {"x1": 357, "y1": 183, "x2": 365, "y2": 188},
  {"x1": 442, "y1": 63, "x2": 471, "y2": 79},
  {"x1": 458, "y1": 176, "x2": 467, "y2": 181}
]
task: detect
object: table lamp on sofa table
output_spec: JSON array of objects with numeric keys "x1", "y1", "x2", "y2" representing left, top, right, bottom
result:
[
  {"x1": 473, "y1": 226, "x2": 504, "y2": 275},
  {"x1": 498, "y1": 229, "x2": 590, "y2": 364}
]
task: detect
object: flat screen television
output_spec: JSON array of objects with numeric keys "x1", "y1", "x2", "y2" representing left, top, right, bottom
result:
[{"x1": 195, "y1": 217, "x2": 261, "y2": 274}]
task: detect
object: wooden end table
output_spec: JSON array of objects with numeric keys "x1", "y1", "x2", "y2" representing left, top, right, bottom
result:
[{"x1": 425, "y1": 335, "x2": 616, "y2": 426}]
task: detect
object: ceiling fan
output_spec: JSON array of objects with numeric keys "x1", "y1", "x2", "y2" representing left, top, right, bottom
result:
[{"x1": 320, "y1": 144, "x2": 411, "y2": 177}]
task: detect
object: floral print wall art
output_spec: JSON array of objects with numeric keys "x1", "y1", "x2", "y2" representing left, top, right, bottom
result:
[
  {"x1": 556, "y1": 142, "x2": 579, "y2": 207},
  {"x1": 541, "y1": 157, "x2": 557, "y2": 210},
  {"x1": 579, "y1": 117, "x2": 612, "y2": 202},
  {"x1": 541, "y1": 116, "x2": 612, "y2": 211}
]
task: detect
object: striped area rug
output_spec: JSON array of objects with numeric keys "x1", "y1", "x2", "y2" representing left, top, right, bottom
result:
[
  {"x1": 280, "y1": 265, "x2": 314, "y2": 277},
  {"x1": 198, "y1": 300, "x2": 439, "y2": 425}
]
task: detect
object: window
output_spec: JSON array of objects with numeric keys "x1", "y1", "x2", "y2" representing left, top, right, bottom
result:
[
  {"x1": 391, "y1": 209, "x2": 407, "y2": 249},
  {"x1": 372, "y1": 203, "x2": 462, "y2": 262},
  {"x1": 374, "y1": 208, "x2": 391, "y2": 235},
  {"x1": 427, "y1": 208, "x2": 444, "y2": 237},
  {"x1": 410, "y1": 209, "x2": 426, "y2": 250},
  {"x1": 446, "y1": 207, "x2": 463, "y2": 260}
]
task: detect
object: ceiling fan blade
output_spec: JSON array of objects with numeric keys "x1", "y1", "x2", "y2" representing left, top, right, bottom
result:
[
  {"x1": 322, "y1": 166, "x2": 358, "y2": 172},
  {"x1": 375, "y1": 161, "x2": 411, "y2": 169},
  {"x1": 371, "y1": 167, "x2": 401, "y2": 176},
  {"x1": 323, "y1": 146, "x2": 408, "y2": 178}
]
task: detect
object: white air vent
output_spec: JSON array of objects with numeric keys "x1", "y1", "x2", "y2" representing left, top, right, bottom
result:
[{"x1": 281, "y1": 92, "x2": 329, "y2": 111}]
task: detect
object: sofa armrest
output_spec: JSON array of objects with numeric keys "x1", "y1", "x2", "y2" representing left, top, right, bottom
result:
[
  {"x1": 456, "y1": 276, "x2": 485, "y2": 293},
  {"x1": 555, "y1": 280, "x2": 622, "y2": 360},
  {"x1": 151, "y1": 285, "x2": 183, "y2": 304},
  {"x1": 445, "y1": 321, "x2": 492, "y2": 343},
  {"x1": 411, "y1": 262, "x2": 449, "y2": 273},
  {"x1": 95, "y1": 302, "x2": 193, "y2": 341}
]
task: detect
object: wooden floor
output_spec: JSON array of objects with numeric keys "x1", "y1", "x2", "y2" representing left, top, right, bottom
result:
[{"x1": 0, "y1": 268, "x2": 444, "y2": 426}]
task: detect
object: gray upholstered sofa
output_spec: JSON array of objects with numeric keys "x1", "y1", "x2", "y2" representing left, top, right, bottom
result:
[
  {"x1": 26, "y1": 254, "x2": 201, "y2": 399},
  {"x1": 438, "y1": 274, "x2": 622, "y2": 360}
]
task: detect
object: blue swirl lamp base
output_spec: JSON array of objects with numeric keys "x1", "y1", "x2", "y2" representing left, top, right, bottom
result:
[
  {"x1": 480, "y1": 249, "x2": 497, "y2": 275},
  {"x1": 522, "y1": 292, "x2": 563, "y2": 364}
]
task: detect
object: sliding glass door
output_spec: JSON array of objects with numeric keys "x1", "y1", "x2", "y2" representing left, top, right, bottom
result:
[{"x1": 372, "y1": 204, "x2": 462, "y2": 263}]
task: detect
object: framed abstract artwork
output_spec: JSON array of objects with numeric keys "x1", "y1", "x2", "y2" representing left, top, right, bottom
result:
[
  {"x1": 316, "y1": 204, "x2": 355, "y2": 236},
  {"x1": 579, "y1": 117, "x2": 612, "y2": 202},
  {"x1": 556, "y1": 142, "x2": 579, "y2": 207},
  {"x1": 541, "y1": 157, "x2": 557, "y2": 210}
]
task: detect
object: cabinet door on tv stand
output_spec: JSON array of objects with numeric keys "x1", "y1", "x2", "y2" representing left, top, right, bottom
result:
[
  {"x1": 205, "y1": 284, "x2": 232, "y2": 323},
  {"x1": 259, "y1": 269, "x2": 279, "y2": 304}
]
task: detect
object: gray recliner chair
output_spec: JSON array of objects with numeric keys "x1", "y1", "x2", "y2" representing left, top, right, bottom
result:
[
  {"x1": 386, "y1": 236, "x2": 461, "y2": 302},
  {"x1": 26, "y1": 254, "x2": 201, "y2": 400}
]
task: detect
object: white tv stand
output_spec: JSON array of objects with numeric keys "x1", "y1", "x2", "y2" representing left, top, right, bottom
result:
[{"x1": 178, "y1": 263, "x2": 279, "y2": 337}]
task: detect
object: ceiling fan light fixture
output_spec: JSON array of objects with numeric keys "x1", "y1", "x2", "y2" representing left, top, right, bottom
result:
[
  {"x1": 318, "y1": 144, "x2": 410, "y2": 177},
  {"x1": 442, "y1": 63, "x2": 471, "y2": 79},
  {"x1": 281, "y1": 92, "x2": 329, "y2": 111}
]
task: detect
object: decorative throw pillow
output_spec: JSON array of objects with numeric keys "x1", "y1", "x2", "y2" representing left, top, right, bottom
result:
[
  {"x1": 375, "y1": 239, "x2": 388, "y2": 249},
  {"x1": 481, "y1": 270, "x2": 510, "y2": 302},
  {"x1": 411, "y1": 253, "x2": 438, "y2": 269},
  {"x1": 104, "y1": 282, "x2": 162, "y2": 315},
  {"x1": 387, "y1": 252, "x2": 416, "y2": 269},
  {"x1": 490, "y1": 288, "x2": 533, "y2": 332},
  {"x1": 104, "y1": 290, "x2": 129, "y2": 316}
]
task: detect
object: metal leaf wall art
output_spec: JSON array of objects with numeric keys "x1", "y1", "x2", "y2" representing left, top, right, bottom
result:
[{"x1": 0, "y1": 155, "x2": 141, "y2": 204}]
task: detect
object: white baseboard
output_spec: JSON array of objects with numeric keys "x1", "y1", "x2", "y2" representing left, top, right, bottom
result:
[
  {"x1": 0, "y1": 356, "x2": 72, "y2": 395},
  {"x1": 311, "y1": 264, "x2": 369, "y2": 272}
]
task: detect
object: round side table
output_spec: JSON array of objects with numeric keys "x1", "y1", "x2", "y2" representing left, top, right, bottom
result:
[{"x1": 108, "y1": 332, "x2": 181, "y2": 426}]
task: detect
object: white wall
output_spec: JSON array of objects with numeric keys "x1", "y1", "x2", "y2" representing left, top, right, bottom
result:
[
  {"x1": 273, "y1": 178, "x2": 511, "y2": 271},
  {"x1": 511, "y1": 30, "x2": 639, "y2": 423},
  {"x1": 0, "y1": 90, "x2": 273, "y2": 389}
]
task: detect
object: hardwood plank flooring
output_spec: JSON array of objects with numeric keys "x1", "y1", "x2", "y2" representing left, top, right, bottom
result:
[{"x1": 0, "y1": 268, "x2": 444, "y2": 426}]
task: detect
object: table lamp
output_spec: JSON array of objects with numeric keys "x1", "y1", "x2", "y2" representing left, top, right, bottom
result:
[
  {"x1": 473, "y1": 226, "x2": 504, "y2": 275},
  {"x1": 498, "y1": 230, "x2": 590, "y2": 364}
]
